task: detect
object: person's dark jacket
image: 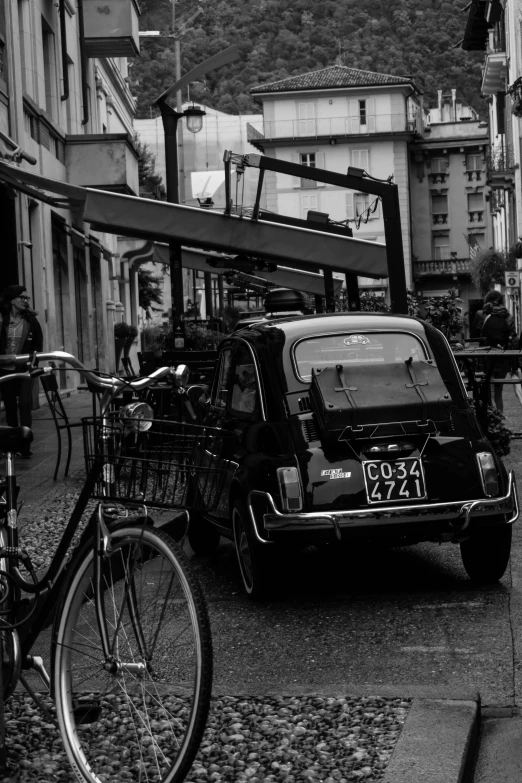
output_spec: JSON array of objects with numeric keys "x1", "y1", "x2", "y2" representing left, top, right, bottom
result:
[
  {"x1": 479, "y1": 303, "x2": 517, "y2": 348},
  {"x1": 0, "y1": 307, "x2": 44, "y2": 367}
]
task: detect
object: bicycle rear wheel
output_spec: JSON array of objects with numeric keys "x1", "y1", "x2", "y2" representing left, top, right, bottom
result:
[{"x1": 52, "y1": 523, "x2": 212, "y2": 783}]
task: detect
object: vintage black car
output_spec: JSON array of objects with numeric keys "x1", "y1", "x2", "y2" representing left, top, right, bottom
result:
[{"x1": 189, "y1": 312, "x2": 518, "y2": 598}]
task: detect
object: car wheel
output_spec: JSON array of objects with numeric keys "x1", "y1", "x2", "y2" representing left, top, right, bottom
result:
[
  {"x1": 232, "y1": 498, "x2": 275, "y2": 600},
  {"x1": 460, "y1": 524, "x2": 512, "y2": 583},
  {"x1": 187, "y1": 512, "x2": 221, "y2": 556}
]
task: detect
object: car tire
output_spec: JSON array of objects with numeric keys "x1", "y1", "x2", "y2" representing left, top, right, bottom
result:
[
  {"x1": 460, "y1": 524, "x2": 512, "y2": 583},
  {"x1": 232, "y1": 498, "x2": 276, "y2": 600},
  {"x1": 187, "y1": 512, "x2": 221, "y2": 556}
]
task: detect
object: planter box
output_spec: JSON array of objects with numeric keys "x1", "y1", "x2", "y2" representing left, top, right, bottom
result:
[{"x1": 83, "y1": 0, "x2": 140, "y2": 59}]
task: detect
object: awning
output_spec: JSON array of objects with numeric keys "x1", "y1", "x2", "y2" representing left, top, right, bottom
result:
[
  {"x1": 0, "y1": 159, "x2": 387, "y2": 279},
  {"x1": 119, "y1": 239, "x2": 343, "y2": 296}
]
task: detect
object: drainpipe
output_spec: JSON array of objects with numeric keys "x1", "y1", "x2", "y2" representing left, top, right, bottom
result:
[
  {"x1": 77, "y1": 0, "x2": 89, "y2": 125},
  {"x1": 59, "y1": 0, "x2": 69, "y2": 101}
]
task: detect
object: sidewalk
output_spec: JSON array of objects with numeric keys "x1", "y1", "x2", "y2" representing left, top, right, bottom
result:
[{"x1": 2, "y1": 387, "x2": 522, "y2": 783}]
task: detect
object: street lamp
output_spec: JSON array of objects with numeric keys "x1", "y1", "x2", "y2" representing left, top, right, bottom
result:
[
  {"x1": 152, "y1": 46, "x2": 240, "y2": 345},
  {"x1": 156, "y1": 102, "x2": 206, "y2": 345}
]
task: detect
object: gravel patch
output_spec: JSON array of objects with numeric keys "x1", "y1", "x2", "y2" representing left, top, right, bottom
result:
[
  {"x1": 6, "y1": 479, "x2": 411, "y2": 782},
  {"x1": 3, "y1": 693, "x2": 410, "y2": 782}
]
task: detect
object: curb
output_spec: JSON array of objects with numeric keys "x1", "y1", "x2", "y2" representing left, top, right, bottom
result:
[{"x1": 382, "y1": 695, "x2": 480, "y2": 783}]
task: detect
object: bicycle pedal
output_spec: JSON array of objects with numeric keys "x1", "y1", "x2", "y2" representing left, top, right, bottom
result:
[{"x1": 73, "y1": 700, "x2": 102, "y2": 724}]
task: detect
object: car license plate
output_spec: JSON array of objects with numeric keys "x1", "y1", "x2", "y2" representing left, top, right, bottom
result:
[{"x1": 362, "y1": 458, "x2": 426, "y2": 504}]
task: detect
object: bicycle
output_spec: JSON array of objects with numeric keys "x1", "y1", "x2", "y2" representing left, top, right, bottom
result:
[{"x1": 0, "y1": 350, "x2": 232, "y2": 783}]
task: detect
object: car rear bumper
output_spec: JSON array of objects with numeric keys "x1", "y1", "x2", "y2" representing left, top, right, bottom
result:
[{"x1": 248, "y1": 471, "x2": 519, "y2": 544}]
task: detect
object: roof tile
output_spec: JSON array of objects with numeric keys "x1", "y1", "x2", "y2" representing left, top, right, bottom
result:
[{"x1": 251, "y1": 66, "x2": 415, "y2": 95}]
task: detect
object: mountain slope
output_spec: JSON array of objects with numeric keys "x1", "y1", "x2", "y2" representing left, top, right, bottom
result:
[{"x1": 132, "y1": 0, "x2": 484, "y2": 118}]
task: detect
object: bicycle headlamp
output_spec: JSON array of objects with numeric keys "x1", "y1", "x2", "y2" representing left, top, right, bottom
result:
[
  {"x1": 173, "y1": 364, "x2": 190, "y2": 388},
  {"x1": 120, "y1": 402, "x2": 154, "y2": 432}
]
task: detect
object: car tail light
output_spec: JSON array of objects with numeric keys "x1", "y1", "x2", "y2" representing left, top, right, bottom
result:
[
  {"x1": 476, "y1": 452, "x2": 499, "y2": 497},
  {"x1": 277, "y1": 467, "x2": 303, "y2": 512}
]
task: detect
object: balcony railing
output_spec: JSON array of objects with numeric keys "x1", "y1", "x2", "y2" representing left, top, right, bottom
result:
[
  {"x1": 429, "y1": 172, "x2": 447, "y2": 184},
  {"x1": 466, "y1": 169, "x2": 482, "y2": 182},
  {"x1": 468, "y1": 210, "x2": 484, "y2": 224},
  {"x1": 414, "y1": 259, "x2": 471, "y2": 276},
  {"x1": 487, "y1": 142, "x2": 515, "y2": 174},
  {"x1": 432, "y1": 213, "x2": 449, "y2": 225},
  {"x1": 247, "y1": 114, "x2": 419, "y2": 142}
]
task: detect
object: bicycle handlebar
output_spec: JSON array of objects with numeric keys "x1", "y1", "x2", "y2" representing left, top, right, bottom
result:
[{"x1": 1, "y1": 350, "x2": 175, "y2": 393}]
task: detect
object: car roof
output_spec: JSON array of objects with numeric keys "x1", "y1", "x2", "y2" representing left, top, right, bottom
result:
[{"x1": 234, "y1": 311, "x2": 427, "y2": 339}]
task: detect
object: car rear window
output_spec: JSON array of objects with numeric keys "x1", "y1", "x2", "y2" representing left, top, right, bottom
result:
[{"x1": 294, "y1": 332, "x2": 430, "y2": 382}]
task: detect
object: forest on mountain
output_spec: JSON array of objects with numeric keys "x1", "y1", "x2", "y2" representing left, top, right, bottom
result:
[{"x1": 132, "y1": 0, "x2": 485, "y2": 119}]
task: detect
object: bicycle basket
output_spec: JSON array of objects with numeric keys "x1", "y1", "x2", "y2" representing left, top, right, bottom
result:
[{"x1": 82, "y1": 417, "x2": 236, "y2": 511}]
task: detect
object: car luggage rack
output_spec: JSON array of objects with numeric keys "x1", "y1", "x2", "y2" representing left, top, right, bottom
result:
[{"x1": 338, "y1": 418, "x2": 452, "y2": 440}]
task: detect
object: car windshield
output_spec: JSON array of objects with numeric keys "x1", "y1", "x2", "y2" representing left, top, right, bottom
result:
[{"x1": 294, "y1": 332, "x2": 430, "y2": 382}]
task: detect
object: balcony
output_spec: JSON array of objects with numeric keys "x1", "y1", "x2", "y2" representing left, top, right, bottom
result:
[
  {"x1": 481, "y1": 26, "x2": 507, "y2": 95},
  {"x1": 83, "y1": 0, "x2": 140, "y2": 58},
  {"x1": 432, "y1": 213, "x2": 449, "y2": 226},
  {"x1": 246, "y1": 114, "x2": 420, "y2": 144},
  {"x1": 468, "y1": 210, "x2": 485, "y2": 224},
  {"x1": 413, "y1": 259, "x2": 471, "y2": 277},
  {"x1": 429, "y1": 172, "x2": 448, "y2": 185},
  {"x1": 466, "y1": 169, "x2": 482, "y2": 182},
  {"x1": 65, "y1": 133, "x2": 139, "y2": 195},
  {"x1": 486, "y1": 141, "x2": 515, "y2": 188}
]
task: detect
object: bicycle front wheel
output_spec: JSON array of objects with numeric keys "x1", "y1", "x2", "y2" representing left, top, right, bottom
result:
[{"x1": 53, "y1": 523, "x2": 212, "y2": 783}]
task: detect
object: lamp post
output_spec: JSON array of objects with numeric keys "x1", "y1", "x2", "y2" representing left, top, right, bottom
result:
[
  {"x1": 158, "y1": 102, "x2": 205, "y2": 345},
  {"x1": 151, "y1": 46, "x2": 240, "y2": 344}
]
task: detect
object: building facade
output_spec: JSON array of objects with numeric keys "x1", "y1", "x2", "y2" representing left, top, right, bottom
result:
[
  {"x1": 0, "y1": 0, "x2": 141, "y2": 384},
  {"x1": 409, "y1": 90, "x2": 492, "y2": 334},
  {"x1": 246, "y1": 65, "x2": 423, "y2": 292}
]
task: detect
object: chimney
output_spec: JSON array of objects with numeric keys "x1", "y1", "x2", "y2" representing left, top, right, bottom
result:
[{"x1": 452, "y1": 89, "x2": 457, "y2": 121}]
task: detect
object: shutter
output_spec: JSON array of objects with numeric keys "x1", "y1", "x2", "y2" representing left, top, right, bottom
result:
[
  {"x1": 315, "y1": 151, "x2": 325, "y2": 187},
  {"x1": 352, "y1": 149, "x2": 360, "y2": 168},
  {"x1": 292, "y1": 151, "x2": 301, "y2": 188},
  {"x1": 346, "y1": 192, "x2": 354, "y2": 220},
  {"x1": 359, "y1": 149, "x2": 369, "y2": 171},
  {"x1": 349, "y1": 100, "x2": 359, "y2": 133},
  {"x1": 367, "y1": 98, "x2": 376, "y2": 132}
]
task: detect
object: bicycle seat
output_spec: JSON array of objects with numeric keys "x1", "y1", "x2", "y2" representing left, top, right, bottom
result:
[{"x1": 0, "y1": 426, "x2": 33, "y2": 453}]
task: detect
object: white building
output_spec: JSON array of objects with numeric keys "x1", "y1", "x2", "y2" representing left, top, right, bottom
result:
[{"x1": 246, "y1": 65, "x2": 423, "y2": 292}]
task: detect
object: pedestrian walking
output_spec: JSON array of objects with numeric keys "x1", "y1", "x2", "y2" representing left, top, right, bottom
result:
[
  {"x1": 476, "y1": 290, "x2": 517, "y2": 412},
  {"x1": 0, "y1": 284, "x2": 43, "y2": 456}
]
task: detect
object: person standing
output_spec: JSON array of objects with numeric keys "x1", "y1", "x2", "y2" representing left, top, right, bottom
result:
[
  {"x1": 0, "y1": 285, "x2": 44, "y2": 456},
  {"x1": 478, "y1": 290, "x2": 517, "y2": 412}
]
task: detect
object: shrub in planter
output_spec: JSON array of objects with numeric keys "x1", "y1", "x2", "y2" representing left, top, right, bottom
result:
[
  {"x1": 469, "y1": 400, "x2": 512, "y2": 457},
  {"x1": 422, "y1": 288, "x2": 463, "y2": 340},
  {"x1": 114, "y1": 322, "x2": 131, "y2": 339}
]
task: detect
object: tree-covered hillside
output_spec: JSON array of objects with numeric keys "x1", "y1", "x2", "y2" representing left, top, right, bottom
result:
[{"x1": 133, "y1": 0, "x2": 484, "y2": 119}]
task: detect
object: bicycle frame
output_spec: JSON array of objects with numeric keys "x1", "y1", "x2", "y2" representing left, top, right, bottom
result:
[{"x1": 0, "y1": 352, "x2": 176, "y2": 697}]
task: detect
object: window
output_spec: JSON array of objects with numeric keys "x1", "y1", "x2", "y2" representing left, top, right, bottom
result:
[
  {"x1": 348, "y1": 99, "x2": 375, "y2": 132},
  {"x1": 359, "y1": 100, "x2": 366, "y2": 125},
  {"x1": 346, "y1": 192, "x2": 379, "y2": 220},
  {"x1": 294, "y1": 333, "x2": 429, "y2": 382},
  {"x1": 431, "y1": 195, "x2": 448, "y2": 225},
  {"x1": 0, "y1": 41, "x2": 5, "y2": 81},
  {"x1": 300, "y1": 152, "x2": 316, "y2": 188},
  {"x1": 301, "y1": 193, "x2": 318, "y2": 220},
  {"x1": 467, "y1": 193, "x2": 484, "y2": 223},
  {"x1": 230, "y1": 343, "x2": 260, "y2": 417},
  {"x1": 351, "y1": 149, "x2": 369, "y2": 171},
  {"x1": 433, "y1": 236, "x2": 450, "y2": 260},
  {"x1": 42, "y1": 18, "x2": 57, "y2": 119},
  {"x1": 212, "y1": 349, "x2": 233, "y2": 408},
  {"x1": 431, "y1": 158, "x2": 448, "y2": 173},
  {"x1": 466, "y1": 153, "x2": 482, "y2": 170}
]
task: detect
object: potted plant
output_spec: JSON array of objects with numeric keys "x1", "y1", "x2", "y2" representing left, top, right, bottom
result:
[
  {"x1": 123, "y1": 324, "x2": 138, "y2": 360},
  {"x1": 114, "y1": 321, "x2": 131, "y2": 371}
]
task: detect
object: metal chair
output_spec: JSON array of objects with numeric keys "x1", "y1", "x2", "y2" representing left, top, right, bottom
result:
[{"x1": 40, "y1": 373, "x2": 82, "y2": 480}]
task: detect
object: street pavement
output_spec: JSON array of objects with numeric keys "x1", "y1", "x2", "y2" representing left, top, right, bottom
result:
[{"x1": 4, "y1": 385, "x2": 522, "y2": 782}]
